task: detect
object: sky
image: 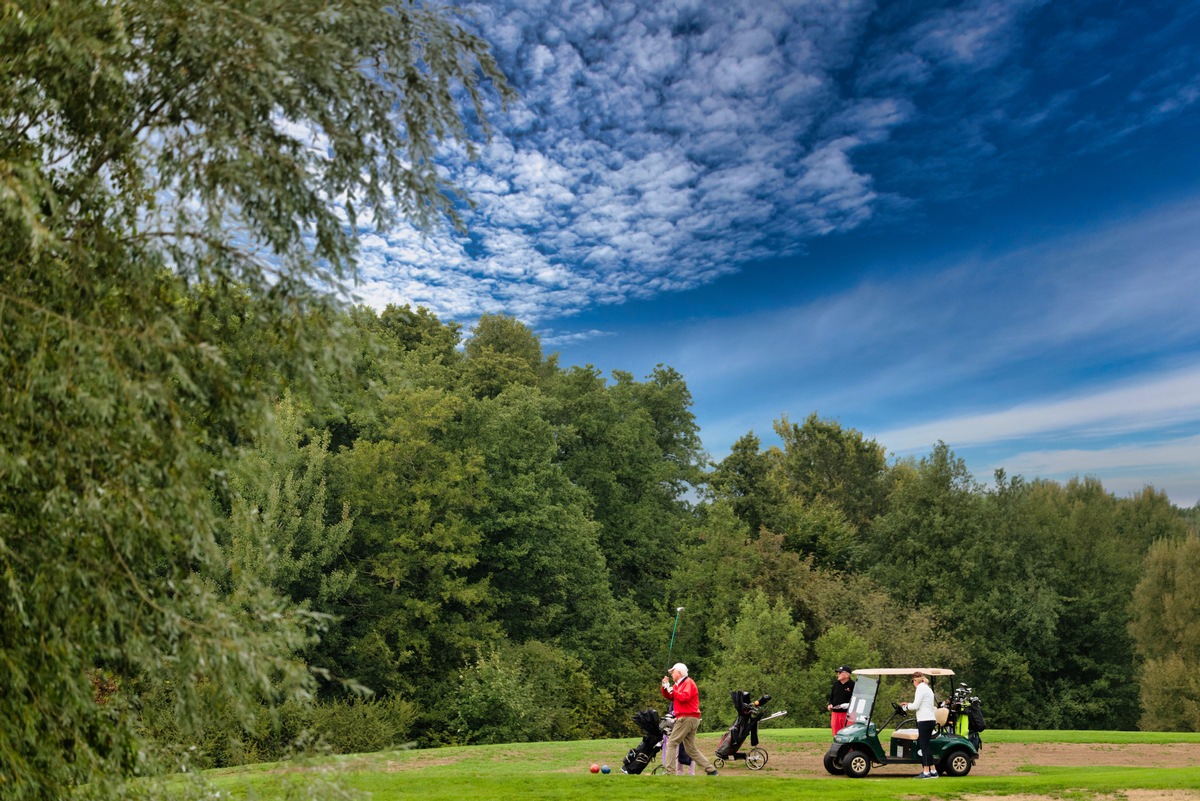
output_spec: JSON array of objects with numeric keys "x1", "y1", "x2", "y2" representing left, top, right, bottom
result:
[{"x1": 346, "y1": 0, "x2": 1200, "y2": 508}]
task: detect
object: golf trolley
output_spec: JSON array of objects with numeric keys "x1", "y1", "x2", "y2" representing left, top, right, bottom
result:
[
  {"x1": 621, "y1": 709, "x2": 666, "y2": 774},
  {"x1": 712, "y1": 691, "x2": 787, "y2": 770}
]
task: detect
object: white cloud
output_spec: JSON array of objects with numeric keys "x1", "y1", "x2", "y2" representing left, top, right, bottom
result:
[
  {"x1": 339, "y1": 0, "x2": 1200, "y2": 344},
  {"x1": 992, "y1": 436, "x2": 1200, "y2": 507},
  {"x1": 878, "y1": 364, "x2": 1200, "y2": 453},
  {"x1": 346, "y1": 0, "x2": 884, "y2": 322}
]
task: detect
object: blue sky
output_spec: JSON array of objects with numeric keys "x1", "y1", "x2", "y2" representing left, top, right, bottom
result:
[{"x1": 346, "y1": 0, "x2": 1200, "y2": 507}]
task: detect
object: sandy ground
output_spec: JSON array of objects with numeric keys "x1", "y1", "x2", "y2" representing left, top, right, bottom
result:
[
  {"x1": 746, "y1": 739, "x2": 1200, "y2": 777},
  {"x1": 688, "y1": 739, "x2": 1200, "y2": 799},
  {"x1": 377, "y1": 737, "x2": 1200, "y2": 800}
]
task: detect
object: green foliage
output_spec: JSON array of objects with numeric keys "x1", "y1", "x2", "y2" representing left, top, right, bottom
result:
[
  {"x1": 1131, "y1": 532, "x2": 1200, "y2": 730},
  {"x1": 1, "y1": 0, "x2": 509, "y2": 796},
  {"x1": 549, "y1": 365, "x2": 701, "y2": 609},
  {"x1": 226, "y1": 395, "x2": 356, "y2": 612},
  {"x1": 463, "y1": 384, "x2": 614, "y2": 647},
  {"x1": 669, "y1": 501, "x2": 959, "y2": 719},
  {"x1": 709, "y1": 415, "x2": 881, "y2": 569},
  {"x1": 703, "y1": 591, "x2": 808, "y2": 730},
  {"x1": 772, "y1": 413, "x2": 889, "y2": 532},
  {"x1": 445, "y1": 641, "x2": 615, "y2": 745},
  {"x1": 463, "y1": 313, "x2": 556, "y2": 398},
  {"x1": 305, "y1": 695, "x2": 420, "y2": 756},
  {"x1": 799, "y1": 626, "x2": 879, "y2": 725},
  {"x1": 859, "y1": 442, "x2": 986, "y2": 603},
  {"x1": 329, "y1": 383, "x2": 496, "y2": 702},
  {"x1": 135, "y1": 678, "x2": 418, "y2": 767},
  {"x1": 707, "y1": 432, "x2": 779, "y2": 536}
]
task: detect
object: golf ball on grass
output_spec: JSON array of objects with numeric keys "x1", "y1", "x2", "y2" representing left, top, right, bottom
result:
[{"x1": 589, "y1": 764, "x2": 599, "y2": 773}]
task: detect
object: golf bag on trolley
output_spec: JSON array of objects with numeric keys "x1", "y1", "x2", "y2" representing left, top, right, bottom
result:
[
  {"x1": 621, "y1": 709, "x2": 666, "y2": 774},
  {"x1": 948, "y1": 683, "x2": 987, "y2": 752},
  {"x1": 713, "y1": 691, "x2": 786, "y2": 769}
]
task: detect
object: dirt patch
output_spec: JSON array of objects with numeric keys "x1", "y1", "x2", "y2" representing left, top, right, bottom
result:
[
  {"x1": 383, "y1": 755, "x2": 466, "y2": 772},
  {"x1": 713, "y1": 740, "x2": 1200, "y2": 777},
  {"x1": 688, "y1": 740, "x2": 1200, "y2": 800},
  {"x1": 957, "y1": 794, "x2": 1200, "y2": 801}
]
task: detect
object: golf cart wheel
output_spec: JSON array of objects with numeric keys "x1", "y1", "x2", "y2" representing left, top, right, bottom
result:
[
  {"x1": 843, "y1": 748, "x2": 872, "y2": 778},
  {"x1": 712, "y1": 757, "x2": 725, "y2": 769},
  {"x1": 940, "y1": 748, "x2": 972, "y2": 777},
  {"x1": 651, "y1": 764, "x2": 667, "y2": 775},
  {"x1": 746, "y1": 747, "x2": 767, "y2": 770},
  {"x1": 822, "y1": 753, "x2": 844, "y2": 775}
]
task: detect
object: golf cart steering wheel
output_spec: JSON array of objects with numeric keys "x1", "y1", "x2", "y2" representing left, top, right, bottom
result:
[{"x1": 891, "y1": 701, "x2": 904, "y2": 713}]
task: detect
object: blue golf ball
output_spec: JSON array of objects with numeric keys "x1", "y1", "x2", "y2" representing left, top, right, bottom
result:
[{"x1": 601, "y1": 765, "x2": 611, "y2": 774}]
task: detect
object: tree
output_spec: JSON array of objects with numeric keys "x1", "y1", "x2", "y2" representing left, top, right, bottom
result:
[
  {"x1": 445, "y1": 641, "x2": 615, "y2": 745},
  {"x1": 549, "y1": 366, "x2": 700, "y2": 609},
  {"x1": 859, "y1": 443, "x2": 985, "y2": 605},
  {"x1": 461, "y1": 384, "x2": 614, "y2": 649},
  {"x1": 711, "y1": 415, "x2": 886, "y2": 568},
  {"x1": 773, "y1": 413, "x2": 889, "y2": 532},
  {"x1": 225, "y1": 396, "x2": 355, "y2": 612},
  {"x1": 704, "y1": 591, "x2": 808, "y2": 730},
  {"x1": 1, "y1": 2, "x2": 509, "y2": 796},
  {"x1": 708, "y1": 433, "x2": 779, "y2": 536},
  {"x1": 1130, "y1": 528, "x2": 1199, "y2": 730},
  {"x1": 329, "y1": 383, "x2": 497, "y2": 707},
  {"x1": 462, "y1": 314, "x2": 556, "y2": 399}
]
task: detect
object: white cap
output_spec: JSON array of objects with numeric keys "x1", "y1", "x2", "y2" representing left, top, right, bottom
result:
[{"x1": 671, "y1": 662, "x2": 688, "y2": 677}]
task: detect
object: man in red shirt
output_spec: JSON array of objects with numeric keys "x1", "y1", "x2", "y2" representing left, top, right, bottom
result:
[{"x1": 661, "y1": 663, "x2": 719, "y2": 776}]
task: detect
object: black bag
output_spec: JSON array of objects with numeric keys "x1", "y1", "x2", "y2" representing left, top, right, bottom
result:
[
  {"x1": 714, "y1": 690, "x2": 766, "y2": 758},
  {"x1": 621, "y1": 709, "x2": 664, "y2": 774},
  {"x1": 967, "y1": 701, "x2": 987, "y2": 733},
  {"x1": 621, "y1": 741, "x2": 658, "y2": 774}
]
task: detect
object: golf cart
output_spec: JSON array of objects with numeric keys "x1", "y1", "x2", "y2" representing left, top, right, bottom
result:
[{"x1": 823, "y1": 668, "x2": 979, "y2": 779}]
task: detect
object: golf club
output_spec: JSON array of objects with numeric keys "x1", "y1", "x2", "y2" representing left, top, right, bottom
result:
[{"x1": 666, "y1": 606, "x2": 684, "y2": 673}]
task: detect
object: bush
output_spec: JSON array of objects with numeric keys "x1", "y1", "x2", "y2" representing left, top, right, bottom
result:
[
  {"x1": 445, "y1": 640, "x2": 615, "y2": 745},
  {"x1": 135, "y1": 677, "x2": 419, "y2": 767}
]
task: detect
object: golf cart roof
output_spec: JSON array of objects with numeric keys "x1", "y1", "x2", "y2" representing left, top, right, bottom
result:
[{"x1": 852, "y1": 668, "x2": 955, "y2": 677}]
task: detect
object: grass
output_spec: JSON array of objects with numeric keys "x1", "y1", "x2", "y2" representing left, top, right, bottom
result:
[{"x1": 190, "y1": 728, "x2": 1200, "y2": 801}]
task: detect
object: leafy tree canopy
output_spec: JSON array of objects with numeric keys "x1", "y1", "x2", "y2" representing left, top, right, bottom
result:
[{"x1": 1, "y1": 1, "x2": 509, "y2": 796}]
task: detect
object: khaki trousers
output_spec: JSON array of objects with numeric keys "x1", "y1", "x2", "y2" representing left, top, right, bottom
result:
[{"x1": 663, "y1": 715, "x2": 716, "y2": 774}]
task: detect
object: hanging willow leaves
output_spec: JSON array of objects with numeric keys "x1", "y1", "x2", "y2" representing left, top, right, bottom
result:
[{"x1": 0, "y1": 1, "x2": 510, "y2": 798}]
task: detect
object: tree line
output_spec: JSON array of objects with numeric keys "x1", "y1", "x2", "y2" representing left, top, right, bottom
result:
[
  {"x1": 195, "y1": 304, "x2": 1198, "y2": 751},
  {"x1": 4, "y1": 3, "x2": 1199, "y2": 799}
]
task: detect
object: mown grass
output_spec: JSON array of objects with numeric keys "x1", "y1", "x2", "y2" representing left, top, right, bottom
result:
[{"x1": 193, "y1": 728, "x2": 1200, "y2": 801}]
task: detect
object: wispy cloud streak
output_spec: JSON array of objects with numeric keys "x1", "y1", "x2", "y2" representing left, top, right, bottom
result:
[{"x1": 878, "y1": 365, "x2": 1200, "y2": 452}]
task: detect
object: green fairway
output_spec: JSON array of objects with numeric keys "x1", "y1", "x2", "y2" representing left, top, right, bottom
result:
[{"x1": 190, "y1": 728, "x2": 1200, "y2": 801}]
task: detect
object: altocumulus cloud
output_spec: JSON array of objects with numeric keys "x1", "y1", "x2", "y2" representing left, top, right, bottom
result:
[
  {"x1": 343, "y1": 0, "x2": 1200, "y2": 337},
  {"x1": 349, "y1": 0, "x2": 893, "y2": 323}
]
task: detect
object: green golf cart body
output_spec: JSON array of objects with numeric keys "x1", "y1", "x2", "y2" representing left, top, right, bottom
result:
[{"x1": 823, "y1": 668, "x2": 979, "y2": 778}]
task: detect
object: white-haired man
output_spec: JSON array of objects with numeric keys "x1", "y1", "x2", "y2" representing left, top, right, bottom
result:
[{"x1": 660, "y1": 663, "x2": 718, "y2": 776}]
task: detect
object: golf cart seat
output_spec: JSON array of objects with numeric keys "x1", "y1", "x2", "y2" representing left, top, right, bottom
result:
[{"x1": 892, "y1": 707, "x2": 949, "y2": 740}]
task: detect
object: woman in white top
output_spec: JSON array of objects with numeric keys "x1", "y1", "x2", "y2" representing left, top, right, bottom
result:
[{"x1": 901, "y1": 671, "x2": 938, "y2": 778}]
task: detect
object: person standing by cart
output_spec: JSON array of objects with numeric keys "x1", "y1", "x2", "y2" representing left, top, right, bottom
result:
[
  {"x1": 901, "y1": 671, "x2": 938, "y2": 779},
  {"x1": 661, "y1": 663, "x2": 719, "y2": 776},
  {"x1": 827, "y1": 665, "x2": 855, "y2": 736}
]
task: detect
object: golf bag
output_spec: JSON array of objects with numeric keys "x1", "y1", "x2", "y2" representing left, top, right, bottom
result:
[
  {"x1": 715, "y1": 691, "x2": 772, "y2": 758},
  {"x1": 621, "y1": 709, "x2": 665, "y2": 774},
  {"x1": 950, "y1": 683, "x2": 986, "y2": 751}
]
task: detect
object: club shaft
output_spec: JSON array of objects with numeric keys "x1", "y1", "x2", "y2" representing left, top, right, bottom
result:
[{"x1": 667, "y1": 609, "x2": 682, "y2": 669}]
